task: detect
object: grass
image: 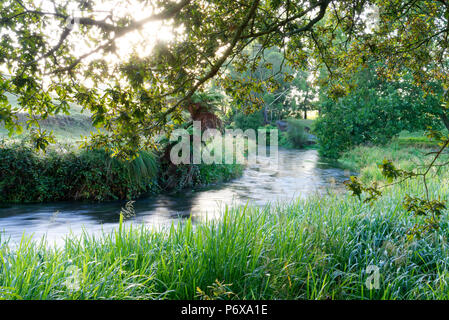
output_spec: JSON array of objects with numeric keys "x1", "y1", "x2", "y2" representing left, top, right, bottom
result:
[
  {"x1": 1, "y1": 165, "x2": 449, "y2": 299},
  {"x1": 0, "y1": 94, "x2": 94, "y2": 145},
  {"x1": 1, "y1": 121, "x2": 448, "y2": 300},
  {"x1": 339, "y1": 131, "x2": 449, "y2": 184},
  {"x1": 395, "y1": 130, "x2": 443, "y2": 148}
]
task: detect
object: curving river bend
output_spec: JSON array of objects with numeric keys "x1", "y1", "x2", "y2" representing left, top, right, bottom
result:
[{"x1": 0, "y1": 149, "x2": 351, "y2": 245}]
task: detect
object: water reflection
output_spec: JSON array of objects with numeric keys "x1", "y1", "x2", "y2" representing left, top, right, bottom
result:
[{"x1": 0, "y1": 149, "x2": 352, "y2": 245}]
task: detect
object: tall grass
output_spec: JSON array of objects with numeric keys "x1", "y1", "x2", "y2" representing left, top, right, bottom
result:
[
  {"x1": 1, "y1": 170, "x2": 449, "y2": 300},
  {"x1": 339, "y1": 139, "x2": 449, "y2": 184}
]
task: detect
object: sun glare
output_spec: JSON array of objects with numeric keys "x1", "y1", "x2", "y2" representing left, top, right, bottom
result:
[{"x1": 21, "y1": 1, "x2": 178, "y2": 65}]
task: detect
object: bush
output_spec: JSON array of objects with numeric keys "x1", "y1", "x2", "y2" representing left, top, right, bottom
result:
[
  {"x1": 286, "y1": 119, "x2": 308, "y2": 148},
  {"x1": 315, "y1": 69, "x2": 443, "y2": 159},
  {"x1": 275, "y1": 119, "x2": 309, "y2": 149},
  {"x1": 158, "y1": 136, "x2": 245, "y2": 191},
  {"x1": 233, "y1": 111, "x2": 264, "y2": 131},
  {"x1": 0, "y1": 143, "x2": 159, "y2": 202}
]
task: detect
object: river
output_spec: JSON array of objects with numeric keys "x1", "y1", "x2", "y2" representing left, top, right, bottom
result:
[{"x1": 0, "y1": 149, "x2": 351, "y2": 245}]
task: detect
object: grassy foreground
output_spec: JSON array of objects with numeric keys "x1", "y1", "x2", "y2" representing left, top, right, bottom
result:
[
  {"x1": 1, "y1": 131, "x2": 448, "y2": 299},
  {"x1": 1, "y1": 169, "x2": 449, "y2": 299}
]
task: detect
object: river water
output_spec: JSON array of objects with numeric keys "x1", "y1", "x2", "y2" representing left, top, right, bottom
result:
[{"x1": 0, "y1": 149, "x2": 351, "y2": 245}]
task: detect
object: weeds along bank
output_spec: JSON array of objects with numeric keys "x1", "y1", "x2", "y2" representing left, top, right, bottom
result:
[
  {"x1": 0, "y1": 115, "x2": 312, "y2": 203},
  {"x1": 1, "y1": 171, "x2": 449, "y2": 299},
  {"x1": 0, "y1": 143, "x2": 159, "y2": 202},
  {"x1": 338, "y1": 137, "x2": 449, "y2": 184},
  {"x1": 0, "y1": 143, "x2": 243, "y2": 203},
  {"x1": 2, "y1": 132, "x2": 449, "y2": 299}
]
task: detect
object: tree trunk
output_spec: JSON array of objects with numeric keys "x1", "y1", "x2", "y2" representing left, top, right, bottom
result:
[{"x1": 304, "y1": 110, "x2": 307, "y2": 119}]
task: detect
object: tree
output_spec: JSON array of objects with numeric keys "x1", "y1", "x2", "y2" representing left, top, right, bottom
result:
[
  {"x1": 224, "y1": 45, "x2": 294, "y2": 124},
  {"x1": 1, "y1": 0, "x2": 449, "y2": 154},
  {"x1": 315, "y1": 64, "x2": 444, "y2": 158},
  {"x1": 287, "y1": 69, "x2": 316, "y2": 119},
  {"x1": 311, "y1": 1, "x2": 449, "y2": 130}
]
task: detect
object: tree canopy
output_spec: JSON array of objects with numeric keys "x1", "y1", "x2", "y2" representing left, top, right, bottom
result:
[
  {"x1": 315, "y1": 63, "x2": 445, "y2": 158},
  {"x1": 1, "y1": 0, "x2": 449, "y2": 157}
]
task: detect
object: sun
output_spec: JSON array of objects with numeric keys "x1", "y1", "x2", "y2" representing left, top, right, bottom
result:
[{"x1": 38, "y1": 0, "x2": 179, "y2": 62}]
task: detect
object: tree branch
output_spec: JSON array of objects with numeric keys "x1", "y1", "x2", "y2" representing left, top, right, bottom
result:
[
  {"x1": 148, "y1": 0, "x2": 261, "y2": 130},
  {"x1": 286, "y1": 0, "x2": 331, "y2": 36}
]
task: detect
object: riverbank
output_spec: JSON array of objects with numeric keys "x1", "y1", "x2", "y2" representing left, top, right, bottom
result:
[
  {"x1": 1, "y1": 171, "x2": 448, "y2": 299},
  {"x1": 0, "y1": 100, "x2": 245, "y2": 203},
  {"x1": 0, "y1": 108, "x2": 315, "y2": 203},
  {"x1": 1, "y1": 139, "x2": 449, "y2": 299},
  {"x1": 0, "y1": 142, "x2": 243, "y2": 203},
  {"x1": 0, "y1": 148, "x2": 348, "y2": 244},
  {"x1": 338, "y1": 131, "x2": 449, "y2": 183}
]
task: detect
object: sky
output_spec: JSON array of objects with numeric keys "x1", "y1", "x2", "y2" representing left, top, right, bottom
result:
[{"x1": 0, "y1": 0, "x2": 179, "y2": 76}]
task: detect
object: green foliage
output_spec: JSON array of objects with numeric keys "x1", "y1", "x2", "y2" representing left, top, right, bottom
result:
[
  {"x1": 0, "y1": 143, "x2": 159, "y2": 202},
  {"x1": 232, "y1": 111, "x2": 264, "y2": 131},
  {"x1": 403, "y1": 195, "x2": 446, "y2": 218},
  {"x1": 285, "y1": 119, "x2": 308, "y2": 148},
  {"x1": 273, "y1": 119, "x2": 313, "y2": 149},
  {"x1": 315, "y1": 68, "x2": 443, "y2": 159},
  {"x1": 402, "y1": 195, "x2": 446, "y2": 240},
  {"x1": 224, "y1": 46, "x2": 315, "y2": 128},
  {"x1": 197, "y1": 163, "x2": 243, "y2": 186}
]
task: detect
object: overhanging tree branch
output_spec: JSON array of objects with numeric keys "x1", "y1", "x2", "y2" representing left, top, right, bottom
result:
[{"x1": 148, "y1": 0, "x2": 261, "y2": 130}]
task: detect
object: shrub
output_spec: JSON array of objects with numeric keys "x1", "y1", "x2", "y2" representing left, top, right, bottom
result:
[
  {"x1": 286, "y1": 119, "x2": 308, "y2": 148},
  {"x1": 233, "y1": 111, "x2": 264, "y2": 131},
  {"x1": 315, "y1": 69, "x2": 443, "y2": 159},
  {"x1": 0, "y1": 143, "x2": 159, "y2": 202}
]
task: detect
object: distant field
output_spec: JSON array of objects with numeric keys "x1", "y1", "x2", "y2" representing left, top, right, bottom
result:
[
  {"x1": 395, "y1": 130, "x2": 444, "y2": 147},
  {"x1": 305, "y1": 110, "x2": 319, "y2": 120},
  {"x1": 1, "y1": 94, "x2": 94, "y2": 144}
]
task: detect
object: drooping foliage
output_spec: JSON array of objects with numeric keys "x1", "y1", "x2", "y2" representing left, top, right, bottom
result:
[
  {"x1": 315, "y1": 66, "x2": 444, "y2": 158},
  {"x1": 2, "y1": 0, "x2": 448, "y2": 157}
]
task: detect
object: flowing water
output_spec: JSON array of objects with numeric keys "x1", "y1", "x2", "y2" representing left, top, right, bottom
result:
[{"x1": 0, "y1": 149, "x2": 352, "y2": 245}]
